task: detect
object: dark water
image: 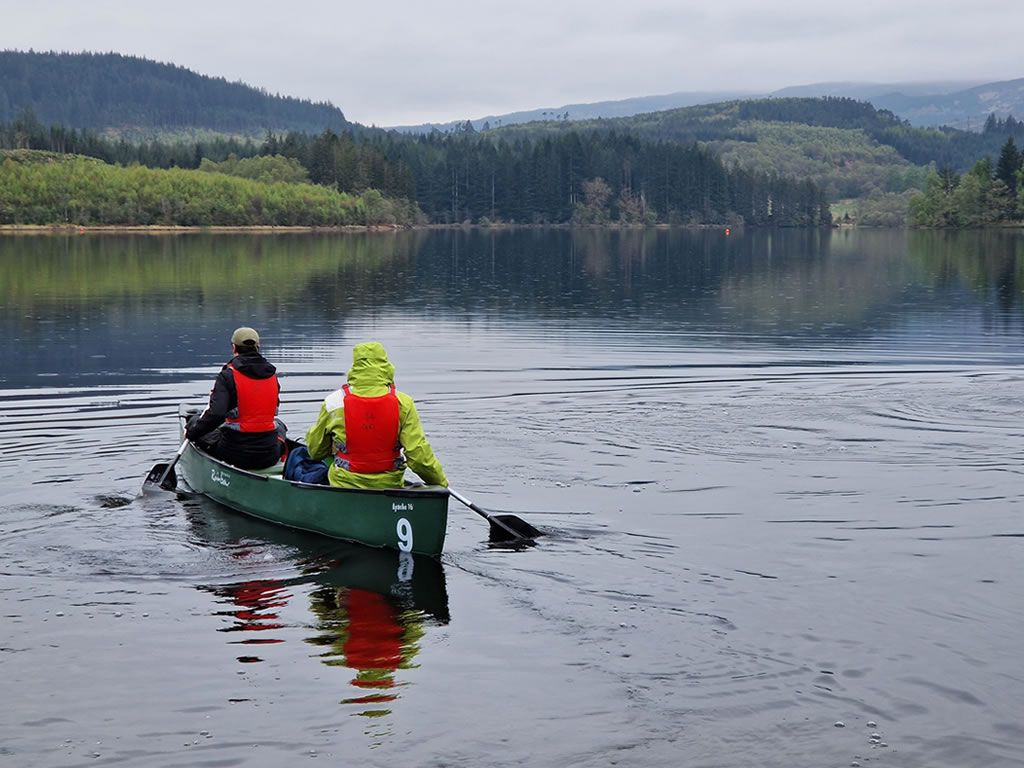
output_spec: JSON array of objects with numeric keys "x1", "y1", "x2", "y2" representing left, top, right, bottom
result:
[{"x1": 2, "y1": 228, "x2": 1023, "y2": 767}]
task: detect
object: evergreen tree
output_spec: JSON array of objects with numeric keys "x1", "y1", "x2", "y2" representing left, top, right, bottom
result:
[
  {"x1": 995, "y1": 137, "x2": 1020, "y2": 198},
  {"x1": 937, "y1": 166, "x2": 960, "y2": 194}
]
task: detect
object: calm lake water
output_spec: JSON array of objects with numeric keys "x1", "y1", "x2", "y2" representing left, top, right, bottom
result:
[{"x1": 1, "y1": 228, "x2": 1023, "y2": 768}]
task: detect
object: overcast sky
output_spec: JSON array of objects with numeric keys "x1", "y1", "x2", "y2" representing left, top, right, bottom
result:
[{"x1": 2, "y1": 0, "x2": 1022, "y2": 126}]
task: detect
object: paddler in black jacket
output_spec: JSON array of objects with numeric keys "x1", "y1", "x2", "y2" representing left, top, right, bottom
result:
[{"x1": 186, "y1": 327, "x2": 284, "y2": 469}]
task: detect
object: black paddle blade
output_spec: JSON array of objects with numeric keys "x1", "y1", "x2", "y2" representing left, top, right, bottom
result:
[
  {"x1": 143, "y1": 463, "x2": 177, "y2": 491},
  {"x1": 159, "y1": 466, "x2": 178, "y2": 491},
  {"x1": 488, "y1": 514, "x2": 543, "y2": 542}
]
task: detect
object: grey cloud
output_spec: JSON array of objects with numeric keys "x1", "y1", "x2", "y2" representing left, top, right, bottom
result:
[{"x1": 0, "y1": 0, "x2": 1022, "y2": 125}]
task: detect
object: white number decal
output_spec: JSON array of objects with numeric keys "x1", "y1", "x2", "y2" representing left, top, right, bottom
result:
[{"x1": 396, "y1": 517, "x2": 413, "y2": 553}]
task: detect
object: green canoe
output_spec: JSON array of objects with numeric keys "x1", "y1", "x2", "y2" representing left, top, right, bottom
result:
[{"x1": 178, "y1": 440, "x2": 450, "y2": 557}]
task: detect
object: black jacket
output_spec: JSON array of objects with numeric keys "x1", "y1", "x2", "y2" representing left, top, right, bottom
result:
[{"x1": 187, "y1": 352, "x2": 280, "y2": 462}]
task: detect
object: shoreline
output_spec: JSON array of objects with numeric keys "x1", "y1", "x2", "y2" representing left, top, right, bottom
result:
[
  {"x1": 0, "y1": 222, "x2": 755, "y2": 235},
  {"x1": 5, "y1": 223, "x2": 1022, "y2": 235},
  {"x1": 0, "y1": 223, "x2": 403, "y2": 234},
  {"x1": 27, "y1": 221, "x2": 1024, "y2": 234}
]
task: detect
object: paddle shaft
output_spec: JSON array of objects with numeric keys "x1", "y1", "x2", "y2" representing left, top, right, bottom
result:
[
  {"x1": 154, "y1": 438, "x2": 189, "y2": 488},
  {"x1": 447, "y1": 486, "x2": 529, "y2": 541}
]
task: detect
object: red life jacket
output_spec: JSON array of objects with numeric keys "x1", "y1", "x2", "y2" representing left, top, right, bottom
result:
[
  {"x1": 335, "y1": 384, "x2": 401, "y2": 473},
  {"x1": 224, "y1": 364, "x2": 278, "y2": 433}
]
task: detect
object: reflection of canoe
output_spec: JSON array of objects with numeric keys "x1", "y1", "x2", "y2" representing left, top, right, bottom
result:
[
  {"x1": 179, "y1": 439, "x2": 449, "y2": 557},
  {"x1": 194, "y1": 503, "x2": 449, "y2": 717},
  {"x1": 188, "y1": 499, "x2": 450, "y2": 624}
]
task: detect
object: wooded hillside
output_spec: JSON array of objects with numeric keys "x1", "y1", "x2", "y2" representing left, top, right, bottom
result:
[{"x1": 0, "y1": 51, "x2": 350, "y2": 137}]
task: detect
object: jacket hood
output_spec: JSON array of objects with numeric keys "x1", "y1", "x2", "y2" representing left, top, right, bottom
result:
[
  {"x1": 230, "y1": 351, "x2": 277, "y2": 379},
  {"x1": 346, "y1": 342, "x2": 395, "y2": 393}
]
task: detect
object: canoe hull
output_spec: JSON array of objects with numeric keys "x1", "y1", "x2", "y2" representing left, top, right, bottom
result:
[{"x1": 179, "y1": 442, "x2": 449, "y2": 556}]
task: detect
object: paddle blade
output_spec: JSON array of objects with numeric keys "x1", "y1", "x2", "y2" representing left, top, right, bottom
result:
[
  {"x1": 488, "y1": 514, "x2": 543, "y2": 542},
  {"x1": 159, "y1": 465, "x2": 178, "y2": 491},
  {"x1": 143, "y1": 463, "x2": 177, "y2": 491}
]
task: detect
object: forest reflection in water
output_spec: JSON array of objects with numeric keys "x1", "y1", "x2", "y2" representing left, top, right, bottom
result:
[
  {"x1": 2, "y1": 228, "x2": 1024, "y2": 388},
  {"x1": 2, "y1": 227, "x2": 1024, "y2": 314}
]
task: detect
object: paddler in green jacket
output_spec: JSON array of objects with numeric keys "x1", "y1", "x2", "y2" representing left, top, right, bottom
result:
[{"x1": 305, "y1": 342, "x2": 448, "y2": 489}]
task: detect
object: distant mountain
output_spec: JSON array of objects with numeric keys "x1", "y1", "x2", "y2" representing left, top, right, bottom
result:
[
  {"x1": 392, "y1": 79, "x2": 1023, "y2": 134},
  {"x1": 0, "y1": 50, "x2": 351, "y2": 138},
  {"x1": 871, "y1": 78, "x2": 1024, "y2": 128},
  {"x1": 770, "y1": 80, "x2": 983, "y2": 100},
  {"x1": 777, "y1": 79, "x2": 1024, "y2": 128},
  {"x1": 388, "y1": 90, "x2": 754, "y2": 133}
]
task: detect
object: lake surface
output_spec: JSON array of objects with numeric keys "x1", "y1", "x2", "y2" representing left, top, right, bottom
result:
[{"x1": 1, "y1": 228, "x2": 1023, "y2": 768}]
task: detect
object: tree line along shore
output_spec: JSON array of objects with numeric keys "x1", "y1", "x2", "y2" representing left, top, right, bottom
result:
[
  {"x1": 0, "y1": 110, "x2": 830, "y2": 228},
  {"x1": 0, "y1": 150, "x2": 419, "y2": 228},
  {"x1": 1, "y1": 102, "x2": 1023, "y2": 229}
]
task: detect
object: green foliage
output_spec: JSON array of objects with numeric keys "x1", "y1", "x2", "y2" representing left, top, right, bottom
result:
[
  {"x1": 269, "y1": 129, "x2": 416, "y2": 200},
  {"x1": 708, "y1": 121, "x2": 918, "y2": 199},
  {"x1": 853, "y1": 190, "x2": 918, "y2": 227},
  {"x1": 0, "y1": 152, "x2": 418, "y2": 226},
  {"x1": 199, "y1": 154, "x2": 309, "y2": 184},
  {"x1": 908, "y1": 159, "x2": 1024, "y2": 227},
  {"x1": 572, "y1": 177, "x2": 612, "y2": 225}
]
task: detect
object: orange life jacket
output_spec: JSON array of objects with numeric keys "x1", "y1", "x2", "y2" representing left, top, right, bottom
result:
[
  {"x1": 224, "y1": 364, "x2": 278, "y2": 433},
  {"x1": 334, "y1": 384, "x2": 402, "y2": 473}
]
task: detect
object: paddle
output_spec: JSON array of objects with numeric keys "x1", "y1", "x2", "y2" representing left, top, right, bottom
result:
[
  {"x1": 143, "y1": 438, "x2": 189, "y2": 492},
  {"x1": 447, "y1": 486, "x2": 543, "y2": 543}
]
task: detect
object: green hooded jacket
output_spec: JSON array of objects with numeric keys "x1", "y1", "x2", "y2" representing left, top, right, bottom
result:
[{"x1": 305, "y1": 342, "x2": 448, "y2": 489}]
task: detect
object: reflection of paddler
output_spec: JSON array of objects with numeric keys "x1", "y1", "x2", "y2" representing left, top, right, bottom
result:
[
  {"x1": 345, "y1": 588, "x2": 423, "y2": 702},
  {"x1": 217, "y1": 579, "x2": 289, "y2": 635},
  {"x1": 308, "y1": 586, "x2": 426, "y2": 713},
  {"x1": 346, "y1": 589, "x2": 402, "y2": 674}
]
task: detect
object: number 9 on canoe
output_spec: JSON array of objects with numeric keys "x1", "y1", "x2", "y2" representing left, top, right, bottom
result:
[{"x1": 396, "y1": 518, "x2": 413, "y2": 552}]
